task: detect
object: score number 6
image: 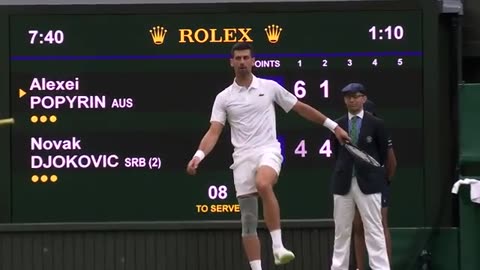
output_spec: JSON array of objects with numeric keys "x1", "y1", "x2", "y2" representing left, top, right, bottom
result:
[{"x1": 294, "y1": 80, "x2": 329, "y2": 98}]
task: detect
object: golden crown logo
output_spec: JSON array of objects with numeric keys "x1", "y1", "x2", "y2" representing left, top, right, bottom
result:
[
  {"x1": 149, "y1": 26, "x2": 168, "y2": 45},
  {"x1": 264, "y1": 24, "x2": 283, "y2": 44}
]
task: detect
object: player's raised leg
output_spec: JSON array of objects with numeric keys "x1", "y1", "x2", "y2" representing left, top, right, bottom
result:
[
  {"x1": 238, "y1": 195, "x2": 263, "y2": 270},
  {"x1": 256, "y1": 163, "x2": 295, "y2": 265}
]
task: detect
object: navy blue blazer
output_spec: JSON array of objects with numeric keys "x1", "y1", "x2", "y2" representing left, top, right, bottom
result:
[{"x1": 330, "y1": 111, "x2": 389, "y2": 195}]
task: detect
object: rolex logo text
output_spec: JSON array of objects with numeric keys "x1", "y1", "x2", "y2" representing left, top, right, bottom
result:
[{"x1": 178, "y1": 28, "x2": 253, "y2": 43}]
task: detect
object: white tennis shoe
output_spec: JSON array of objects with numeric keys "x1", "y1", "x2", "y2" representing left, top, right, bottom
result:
[{"x1": 273, "y1": 247, "x2": 295, "y2": 265}]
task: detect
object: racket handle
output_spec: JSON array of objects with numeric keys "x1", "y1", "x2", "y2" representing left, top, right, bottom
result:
[{"x1": 0, "y1": 118, "x2": 15, "y2": 125}]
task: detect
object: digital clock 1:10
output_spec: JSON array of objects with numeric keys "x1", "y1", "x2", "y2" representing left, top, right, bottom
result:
[{"x1": 368, "y1": 26, "x2": 405, "y2": 40}]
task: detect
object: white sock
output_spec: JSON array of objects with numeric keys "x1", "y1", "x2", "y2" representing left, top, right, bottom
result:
[
  {"x1": 270, "y1": 229, "x2": 284, "y2": 250},
  {"x1": 249, "y1": 260, "x2": 262, "y2": 270}
]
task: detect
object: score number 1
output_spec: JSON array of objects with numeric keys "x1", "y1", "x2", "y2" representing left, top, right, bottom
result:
[{"x1": 294, "y1": 80, "x2": 329, "y2": 98}]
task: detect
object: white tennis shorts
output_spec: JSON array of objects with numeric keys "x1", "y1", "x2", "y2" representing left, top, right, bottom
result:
[{"x1": 229, "y1": 147, "x2": 283, "y2": 197}]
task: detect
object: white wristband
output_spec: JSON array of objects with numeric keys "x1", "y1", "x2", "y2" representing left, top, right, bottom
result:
[
  {"x1": 323, "y1": 118, "x2": 338, "y2": 133},
  {"x1": 193, "y1": 150, "x2": 205, "y2": 161}
]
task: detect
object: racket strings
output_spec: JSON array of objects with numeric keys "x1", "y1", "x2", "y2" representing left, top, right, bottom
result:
[{"x1": 346, "y1": 145, "x2": 380, "y2": 167}]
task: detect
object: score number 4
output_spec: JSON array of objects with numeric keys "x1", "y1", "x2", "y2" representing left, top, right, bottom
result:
[
  {"x1": 295, "y1": 139, "x2": 332, "y2": 158},
  {"x1": 294, "y1": 80, "x2": 329, "y2": 98}
]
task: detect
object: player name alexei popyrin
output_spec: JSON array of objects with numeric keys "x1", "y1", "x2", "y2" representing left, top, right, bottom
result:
[
  {"x1": 30, "y1": 137, "x2": 162, "y2": 169},
  {"x1": 28, "y1": 77, "x2": 133, "y2": 109}
]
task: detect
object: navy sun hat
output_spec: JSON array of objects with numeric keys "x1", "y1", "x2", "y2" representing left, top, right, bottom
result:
[{"x1": 341, "y1": 83, "x2": 366, "y2": 95}]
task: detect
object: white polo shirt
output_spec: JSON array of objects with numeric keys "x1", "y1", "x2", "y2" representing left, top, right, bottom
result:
[{"x1": 210, "y1": 75, "x2": 298, "y2": 154}]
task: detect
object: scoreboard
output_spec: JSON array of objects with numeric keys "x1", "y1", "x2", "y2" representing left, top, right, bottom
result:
[{"x1": 4, "y1": 1, "x2": 425, "y2": 223}]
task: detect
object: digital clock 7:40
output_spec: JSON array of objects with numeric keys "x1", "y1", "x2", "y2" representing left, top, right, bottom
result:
[{"x1": 28, "y1": 30, "x2": 65, "y2": 45}]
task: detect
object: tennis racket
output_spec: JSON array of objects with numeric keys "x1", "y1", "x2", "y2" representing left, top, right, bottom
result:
[
  {"x1": 0, "y1": 118, "x2": 15, "y2": 126},
  {"x1": 344, "y1": 142, "x2": 381, "y2": 167}
]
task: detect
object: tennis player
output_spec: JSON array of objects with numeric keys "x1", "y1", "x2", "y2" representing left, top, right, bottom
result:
[
  {"x1": 353, "y1": 99, "x2": 397, "y2": 270},
  {"x1": 186, "y1": 42, "x2": 350, "y2": 270},
  {"x1": 329, "y1": 83, "x2": 391, "y2": 270}
]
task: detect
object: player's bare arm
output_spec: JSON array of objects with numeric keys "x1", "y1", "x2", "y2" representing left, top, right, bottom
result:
[
  {"x1": 186, "y1": 121, "x2": 224, "y2": 175},
  {"x1": 291, "y1": 101, "x2": 351, "y2": 144},
  {"x1": 385, "y1": 148, "x2": 397, "y2": 180}
]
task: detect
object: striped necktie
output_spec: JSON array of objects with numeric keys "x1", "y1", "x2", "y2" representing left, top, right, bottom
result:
[
  {"x1": 350, "y1": 116, "x2": 359, "y2": 145},
  {"x1": 350, "y1": 116, "x2": 359, "y2": 177}
]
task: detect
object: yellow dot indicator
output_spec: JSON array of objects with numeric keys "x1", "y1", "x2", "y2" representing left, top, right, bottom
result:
[
  {"x1": 49, "y1": 115, "x2": 57, "y2": 123},
  {"x1": 40, "y1": 115, "x2": 48, "y2": 123},
  {"x1": 31, "y1": 175, "x2": 39, "y2": 182},
  {"x1": 40, "y1": 175, "x2": 48, "y2": 182},
  {"x1": 50, "y1": 175, "x2": 58, "y2": 182},
  {"x1": 31, "y1": 115, "x2": 38, "y2": 123}
]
